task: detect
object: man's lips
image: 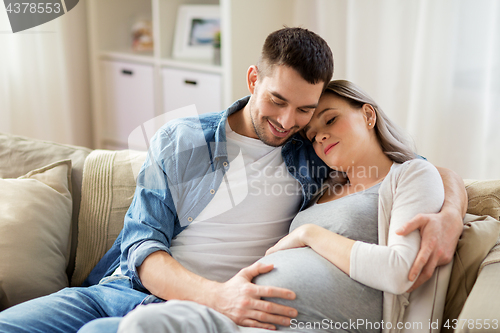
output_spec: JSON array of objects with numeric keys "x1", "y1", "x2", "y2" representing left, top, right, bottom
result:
[
  {"x1": 267, "y1": 120, "x2": 290, "y2": 138},
  {"x1": 324, "y1": 142, "x2": 338, "y2": 155}
]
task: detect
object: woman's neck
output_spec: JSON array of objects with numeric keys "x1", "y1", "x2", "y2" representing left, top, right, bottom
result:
[{"x1": 344, "y1": 151, "x2": 394, "y2": 189}]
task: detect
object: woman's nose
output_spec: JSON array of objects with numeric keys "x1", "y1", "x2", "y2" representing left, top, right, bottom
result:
[{"x1": 317, "y1": 132, "x2": 329, "y2": 143}]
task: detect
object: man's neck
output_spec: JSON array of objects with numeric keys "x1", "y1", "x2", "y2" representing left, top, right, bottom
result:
[{"x1": 227, "y1": 104, "x2": 258, "y2": 139}]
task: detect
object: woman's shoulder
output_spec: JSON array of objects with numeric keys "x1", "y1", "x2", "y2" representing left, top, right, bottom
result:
[
  {"x1": 379, "y1": 159, "x2": 444, "y2": 214},
  {"x1": 388, "y1": 158, "x2": 442, "y2": 189},
  {"x1": 391, "y1": 158, "x2": 438, "y2": 176}
]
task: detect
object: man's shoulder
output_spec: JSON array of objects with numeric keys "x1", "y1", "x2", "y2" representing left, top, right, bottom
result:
[
  {"x1": 148, "y1": 111, "x2": 224, "y2": 164},
  {"x1": 282, "y1": 134, "x2": 325, "y2": 165},
  {"x1": 158, "y1": 110, "x2": 224, "y2": 134}
]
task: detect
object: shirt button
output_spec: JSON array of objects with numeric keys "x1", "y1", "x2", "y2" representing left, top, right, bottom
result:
[
  {"x1": 187, "y1": 217, "x2": 193, "y2": 222},
  {"x1": 292, "y1": 140, "x2": 296, "y2": 144},
  {"x1": 210, "y1": 189, "x2": 215, "y2": 194},
  {"x1": 223, "y1": 162, "x2": 228, "y2": 167}
]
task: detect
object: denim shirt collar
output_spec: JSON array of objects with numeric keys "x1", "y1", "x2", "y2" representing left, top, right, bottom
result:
[{"x1": 201, "y1": 96, "x2": 250, "y2": 161}]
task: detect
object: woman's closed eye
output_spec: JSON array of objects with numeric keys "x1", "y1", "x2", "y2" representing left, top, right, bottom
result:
[{"x1": 326, "y1": 117, "x2": 336, "y2": 125}]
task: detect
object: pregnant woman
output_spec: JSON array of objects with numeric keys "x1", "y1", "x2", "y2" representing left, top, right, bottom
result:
[
  {"x1": 118, "y1": 80, "x2": 447, "y2": 333},
  {"x1": 252, "y1": 80, "x2": 446, "y2": 332}
]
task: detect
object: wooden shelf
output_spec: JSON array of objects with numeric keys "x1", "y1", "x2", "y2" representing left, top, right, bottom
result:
[
  {"x1": 98, "y1": 50, "x2": 223, "y2": 76},
  {"x1": 160, "y1": 57, "x2": 223, "y2": 74},
  {"x1": 99, "y1": 50, "x2": 155, "y2": 65}
]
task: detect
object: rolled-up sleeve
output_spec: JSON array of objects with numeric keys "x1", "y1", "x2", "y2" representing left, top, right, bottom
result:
[{"x1": 125, "y1": 240, "x2": 172, "y2": 287}]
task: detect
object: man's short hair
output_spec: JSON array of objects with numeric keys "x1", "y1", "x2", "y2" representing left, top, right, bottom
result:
[{"x1": 257, "y1": 27, "x2": 334, "y2": 91}]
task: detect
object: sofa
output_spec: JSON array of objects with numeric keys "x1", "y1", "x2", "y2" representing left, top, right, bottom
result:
[{"x1": 0, "y1": 132, "x2": 499, "y2": 332}]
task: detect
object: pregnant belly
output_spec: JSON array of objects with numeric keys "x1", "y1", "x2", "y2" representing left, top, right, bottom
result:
[{"x1": 253, "y1": 247, "x2": 382, "y2": 332}]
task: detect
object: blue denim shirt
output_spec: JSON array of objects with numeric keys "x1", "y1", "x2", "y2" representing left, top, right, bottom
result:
[{"x1": 84, "y1": 96, "x2": 329, "y2": 290}]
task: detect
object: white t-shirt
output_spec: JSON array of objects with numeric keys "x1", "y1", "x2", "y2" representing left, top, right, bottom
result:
[{"x1": 170, "y1": 122, "x2": 302, "y2": 282}]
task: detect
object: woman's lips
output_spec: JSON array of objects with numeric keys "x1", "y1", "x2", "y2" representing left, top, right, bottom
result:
[
  {"x1": 324, "y1": 142, "x2": 338, "y2": 155},
  {"x1": 268, "y1": 120, "x2": 290, "y2": 138}
]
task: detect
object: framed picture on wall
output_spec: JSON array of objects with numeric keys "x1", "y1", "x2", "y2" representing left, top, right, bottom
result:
[{"x1": 172, "y1": 5, "x2": 220, "y2": 60}]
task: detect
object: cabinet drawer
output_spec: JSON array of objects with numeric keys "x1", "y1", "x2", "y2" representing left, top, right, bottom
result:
[
  {"x1": 100, "y1": 60, "x2": 155, "y2": 149},
  {"x1": 162, "y1": 68, "x2": 222, "y2": 116}
]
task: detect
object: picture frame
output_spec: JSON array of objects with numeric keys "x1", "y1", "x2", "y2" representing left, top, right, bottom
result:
[{"x1": 172, "y1": 5, "x2": 221, "y2": 60}]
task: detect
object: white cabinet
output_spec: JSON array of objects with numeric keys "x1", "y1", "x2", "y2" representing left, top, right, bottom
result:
[
  {"x1": 86, "y1": 0, "x2": 295, "y2": 149},
  {"x1": 162, "y1": 68, "x2": 221, "y2": 115},
  {"x1": 100, "y1": 60, "x2": 155, "y2": 149}
]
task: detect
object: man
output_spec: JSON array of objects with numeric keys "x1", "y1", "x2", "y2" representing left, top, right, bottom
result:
[{"x1": 0, "y1": 27, "x2": 466, "y2": 333}]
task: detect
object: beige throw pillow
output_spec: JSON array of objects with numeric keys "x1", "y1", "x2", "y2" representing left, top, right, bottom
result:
[
  {"x1": 0, "y1": 160, "x2": 73, "y2": 310},
  {"x1": 442, "y1": 214, "x2": 500, "y2": 332},
  {"x1": 464, "y1": 179, "x2": 500, "y2": 220}
]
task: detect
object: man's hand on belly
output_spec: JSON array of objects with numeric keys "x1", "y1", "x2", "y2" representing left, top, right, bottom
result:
[{"x1": 208, "y1": 262, "x2": 298, "y2": 330}]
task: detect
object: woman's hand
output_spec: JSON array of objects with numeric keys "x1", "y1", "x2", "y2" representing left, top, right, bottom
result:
[
  {"x1": 265, "y1": 224, "x2": 314, "y2": 256},
  {"x1": 265, "y1": 224, "x2": 354, "y2": 275}
]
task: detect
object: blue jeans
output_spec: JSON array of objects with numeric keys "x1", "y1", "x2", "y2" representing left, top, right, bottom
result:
[{"x1": 0, "y1": 275, "x2": 163, "y2": 333}]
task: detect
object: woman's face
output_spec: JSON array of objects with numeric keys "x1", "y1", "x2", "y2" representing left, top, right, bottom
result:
[{"x1": 304, "y1": 93, "x2": 374, "y2": 170}]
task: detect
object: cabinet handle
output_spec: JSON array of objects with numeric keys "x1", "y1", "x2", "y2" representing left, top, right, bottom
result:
[
  {"x1": 122, "y1": 69, "x2": 133, "y2": 75},
  {"x1": 184, "y1": 80, "x2": 197, "y2": 85}
]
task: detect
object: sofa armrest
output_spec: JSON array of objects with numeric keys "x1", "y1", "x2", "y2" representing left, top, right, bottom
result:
[{"x1": 455, "y1": 262, "x2": 500, "y2": 332}]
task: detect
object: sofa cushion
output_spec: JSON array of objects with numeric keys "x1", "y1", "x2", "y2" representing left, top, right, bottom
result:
[
  {"x1": 0, "y1": 160, "x2": 73, "y2": 310},
  {"x1": 0, "y1": 133, "x2": 92, "y2": 280},
  {"x1": 71, "y1": 149, "x2": 147, "y2": 286},
  {"x1": 454, "y1": 263, "x2": 500, "y2": 333},
  {"x1": 441, "y1": 213, "x2": 500, "y2": 331},
  {"x1": 464, "y1": 179, "x2": 500, "y2": 220}
]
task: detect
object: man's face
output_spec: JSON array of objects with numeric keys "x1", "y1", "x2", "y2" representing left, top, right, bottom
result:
[{"x1": 247, "y1": 65, "x2": 324, "y2": 147}]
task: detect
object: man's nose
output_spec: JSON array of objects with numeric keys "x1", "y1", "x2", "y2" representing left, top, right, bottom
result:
[{"x1": 276, "y1": 107, "x2": 295, "y2": 130}]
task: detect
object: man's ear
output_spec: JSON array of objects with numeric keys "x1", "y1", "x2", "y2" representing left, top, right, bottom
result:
[
  {"x1": 363, "y1": 104, "x2": 376, "y2": 128},
  {"x1": 247, "y1": 65, "x2": 258, "y2": 94}
]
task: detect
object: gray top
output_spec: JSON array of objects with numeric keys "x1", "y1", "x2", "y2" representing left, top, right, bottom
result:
[{"x1": 254, "y1": 183, "x2": 383, "y2": 332}]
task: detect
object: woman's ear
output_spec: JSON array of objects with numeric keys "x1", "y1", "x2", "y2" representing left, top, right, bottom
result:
[
  {"x1": 247, "y1": 65, "x2": 258, "y2": 94},
  {"x1": 363, "y1": 104, "x2": 376, "y2": 128}
]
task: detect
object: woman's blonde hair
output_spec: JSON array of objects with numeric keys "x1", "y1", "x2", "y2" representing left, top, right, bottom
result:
[{"x1": 324, "y1": 80, "x2": 416, "y2": 164}]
